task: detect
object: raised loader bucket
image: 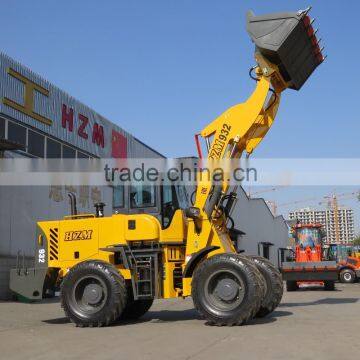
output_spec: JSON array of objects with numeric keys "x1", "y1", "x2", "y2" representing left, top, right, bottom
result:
[{"x1": 246, "y1": 8, "x2": 324, "y2": 90}]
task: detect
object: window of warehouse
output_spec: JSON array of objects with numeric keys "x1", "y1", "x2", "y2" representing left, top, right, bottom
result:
[
  {"x1": 0, "y1": 118, "x2": 5, "y2": 138},
  {"x1": 46, "y1": 138, "x2": 61, "y2": 158},
  {"x1": 28, "y1": 130, "x2": 44, "y2": 157},
  {"x1": 130, "y1": 184, "x2": 156, "y2": 208},
  {"x1": 77, "y1": 151, "x2": 89, "y2": 159},
  {"x1": 8, "y1": 121, "x2": 26, "y2": 147},
  {"x1": 113, "y1": 185, "x2": 124, "y2": 209},
  {"x1": 62, "y1": 144, "x2": 76, "y2": 158}
]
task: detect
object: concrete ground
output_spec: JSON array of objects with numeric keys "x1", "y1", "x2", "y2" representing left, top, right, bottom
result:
[{"x1": 0, "y1": 283, "x2": 359, "y2": 360}]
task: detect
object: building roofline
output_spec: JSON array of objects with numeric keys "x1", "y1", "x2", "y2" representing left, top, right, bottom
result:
[
  {"x1": 132, "y1": 136, "x2": 165, "y2": 158},
  {"x1": 0, "y1": 51, "x2": 165, "y2": 158}
]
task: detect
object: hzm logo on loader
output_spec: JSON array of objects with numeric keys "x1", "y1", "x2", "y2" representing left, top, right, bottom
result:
[{"x1": 64, "y1": 230, "x2": 93, "y2": 241}]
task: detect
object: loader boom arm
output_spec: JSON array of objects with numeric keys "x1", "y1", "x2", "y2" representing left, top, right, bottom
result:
[
  {"x1": 183, "y1": 56, "x2": 286, "y2": 265},
  {"x1": 193, "y1": 54, "x2": 284, "y2": 222},
  {"x1": 185, "y1": 6, "x2": 324, "y2": 263}
]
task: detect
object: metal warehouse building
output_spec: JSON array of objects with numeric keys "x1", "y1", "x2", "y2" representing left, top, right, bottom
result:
[
  {"x1": 0, "y1": 52, "x2": 288, "y2": 299},
  {"x1": 232, "y1": 188, "x2": 289, "y2": 266},
  {"x1": 0, "y1": 52, "x2": 163, "y2": 299}
]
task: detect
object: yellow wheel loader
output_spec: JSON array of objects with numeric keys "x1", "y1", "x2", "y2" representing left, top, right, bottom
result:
[{"x1": 10, "y1": 8, "x2": 324, "y2": 326}]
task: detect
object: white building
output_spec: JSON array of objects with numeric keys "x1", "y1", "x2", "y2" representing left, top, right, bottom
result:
[{"x1": 289, "y1": 207, "x2": 355, "y2": 244}]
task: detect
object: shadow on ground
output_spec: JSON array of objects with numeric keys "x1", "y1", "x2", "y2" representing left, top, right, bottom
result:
[
  {"x1": 42, "y1": 309, "x2": 201, "y2": 326},
  {"x1": 280, "y1": 297, "x2": 359, "y2": 308},
  {"x1": 43, "y1": 317, "x2": 70, "y2": 324},
  {"x1": 42, "y1": 308, "x2": 293, "y2": 327},
  {"x1": 34, "y1": 298, "x2": 60, "y2": 305},
  {"x1": 124, "y1": 308, "x2": 202, "y2": 325},
  {"x1": 246, "y1": 310, "x2": 292, "y2": 326},
  {"x1": 291, "y1": 286, "x2": 342, "y2": 292}
]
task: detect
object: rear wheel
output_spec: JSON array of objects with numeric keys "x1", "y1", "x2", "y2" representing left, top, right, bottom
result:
[
  {"x1": 122, "y1": 288, "x2": 153, "y2": 320},
  {"x1": 324, "y1": 280, "x2": 335, "y2": 291},
  {"x1": 339, "y1": 269, "x2": 356, "y2": 284},
  {"x1": 248, "y1": 255, "x2": 283, "y2": 317},
  {"x1": 286, "y1": 280, "x2": 298, "y2": 292},
  {"x1": 61, "y1": 261, "x2": 127, "y2": 327},
  {"x1": 192, "y1": 253, "x2": 263, "y2": 326}
]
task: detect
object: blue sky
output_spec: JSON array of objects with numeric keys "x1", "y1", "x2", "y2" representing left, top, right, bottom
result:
[{"x1": 1, "y1": 0, "x2": 360, "y2": 232}]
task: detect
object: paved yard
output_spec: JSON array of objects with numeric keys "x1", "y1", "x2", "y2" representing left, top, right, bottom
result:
[{"x1": 0, "y1": 283, "x2": 359, "y2": 360}]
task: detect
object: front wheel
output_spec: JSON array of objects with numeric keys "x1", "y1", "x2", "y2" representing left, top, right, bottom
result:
[
  {"x1": 192, "y1": 253, "x2": 263, "y2": 326},
  {"x1": 324, "y1": 280, "x2": 335, "y2": 291},
  {"x1": 339, "y1": 269, "x2": 356, "y2": 284},
  {"x1": 121, "y1": 288, "x2": 153, "y2": 320},
  {"x1": 61, "y1": 261, "x2": 127, "y2": 327},
  {"x1": 248, "y1": 255, "x2": 283, "y2": 317},
  {"x1": 286, "y1": 280, "x2": 298, "y2": 292}
]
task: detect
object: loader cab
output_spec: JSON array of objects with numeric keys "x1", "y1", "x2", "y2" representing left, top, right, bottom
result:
[
  {"x1": 160, "y1": 182, "x2": 191, "y2": 229},
  {"x1": 112, "y1": 179, "x2": 191, "y2": 230},
  {"x1": 293, "y1": 224, "x2": 323, "y2": 249}
]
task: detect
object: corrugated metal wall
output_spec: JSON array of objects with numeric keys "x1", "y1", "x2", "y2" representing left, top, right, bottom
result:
[
  {"x1": 0, "y1": 52, "x2": 163, "y2": 299},
  {"x1": 232, "y1": 187, "x2": 289, "y2": 265},
  {"x1": 0, "y1": 52, "x2": 162, "y2": 159},
  {"x1": 0, "y1": 52, "x2": 164, "y2": 258}
]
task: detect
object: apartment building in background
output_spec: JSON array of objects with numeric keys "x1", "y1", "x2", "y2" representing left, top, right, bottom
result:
[{"x1": 289, "y1": 207, "x2": 355, "y2": 244}]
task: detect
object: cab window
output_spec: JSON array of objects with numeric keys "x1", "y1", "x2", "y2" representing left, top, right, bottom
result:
[
  {"x1": 130, "y1": 184, "x2": 156, "y2": 208},
  {"x1": 161, "y1": 185, "x2": 180, "y2": 228},
  {"x1": 113, "y1": 185, "x2": 124, "y2": 209}
]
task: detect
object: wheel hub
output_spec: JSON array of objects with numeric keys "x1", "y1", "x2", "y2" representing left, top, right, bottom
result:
[
  {"x1": 72, "y1": 274, "x2": 108, "y2": 315},
  {"x1": 344, "y1": 273, "x2": 352, "y2": 281},
  {"x1": 83, "y1": 283, "x2": 103, "y2": 305},
  {"x1": 204, "y1": 269, "x2": 246, "y2": 312},
  {"x1": 214, "y1": 279, "x2": 239, "y2": 301}
]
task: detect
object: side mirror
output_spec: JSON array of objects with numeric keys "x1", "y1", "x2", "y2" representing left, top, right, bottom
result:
[
  {"x1": 185, "y1": 207, "x2": 202, "y2": 234},
  {"x1": 185, "y1": 207, "x2": 200, "y2": 219}
]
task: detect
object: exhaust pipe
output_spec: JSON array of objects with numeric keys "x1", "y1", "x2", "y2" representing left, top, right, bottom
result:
[
  {"x1": 94, "y1": 202, "x2": 105, "y2": 217},
  {"x1": 68, "y1": 192, "x2": 78, "y2": 216}
]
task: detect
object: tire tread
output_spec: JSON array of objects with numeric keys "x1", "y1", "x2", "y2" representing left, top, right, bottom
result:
[
  {"x1": 247, "y1": 255, "x2": 283, "y2": 317},
  {"x1": 61, "y1": 260, "x2": 127, "y2": 327},
  {"x1": 192, "y1": 253, "x2": 263, "y2": 326}
]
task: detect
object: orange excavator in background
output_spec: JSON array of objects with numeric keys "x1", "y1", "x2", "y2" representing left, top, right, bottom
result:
[{"x1": 279, "y1": 223, "x2": 338, "y2": 291}]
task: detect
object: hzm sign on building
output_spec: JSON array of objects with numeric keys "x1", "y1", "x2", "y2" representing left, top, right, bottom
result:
[{"x1": 0, "y1": 53, "x2": 129, "y2": 158}]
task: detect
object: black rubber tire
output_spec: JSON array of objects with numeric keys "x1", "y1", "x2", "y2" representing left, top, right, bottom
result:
[
  {"x1": 237, "y1": 255, "x2": 266, "y2": 315},
  {"x1": 286, "y1": 281, "x2": 298, "y2": 292},
  {"x1": 192, "y1": 253, "x2": 263, "y2": 326},
  {"x1": 324, "y1": 280, "x2": 335, "y2": 291},
  {"x1": 75, "y1": 261, "x2": 153, "y2": 321},
  {"x1": 122, "y1": 298, "x2": 154, "y2": 320},
  {"x1": 339, "y1": 268, "x2": 356, "y2": 284},
  {"x1": 61, "y1": 260, "x2": 127, "y2": 327},
  {"x1": 248, "y1": 255, "x2": 284, "y2": 318}
]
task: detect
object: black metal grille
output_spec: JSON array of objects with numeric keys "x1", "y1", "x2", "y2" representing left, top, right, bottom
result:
[
  {"x1": 173, "y1": 264, "x2": 183, "y2": 290},
  {"x1": 49, "y1": 228, "x2": 59, "y2": 260}
]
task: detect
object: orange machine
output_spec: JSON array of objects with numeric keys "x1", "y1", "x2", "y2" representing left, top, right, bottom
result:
[
  {"x1": 338, "y1": 256, "x2": 360, "y2": 283},
  {"x1": 279, "y1": 223, "x2": 338, "y2": 291}
]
